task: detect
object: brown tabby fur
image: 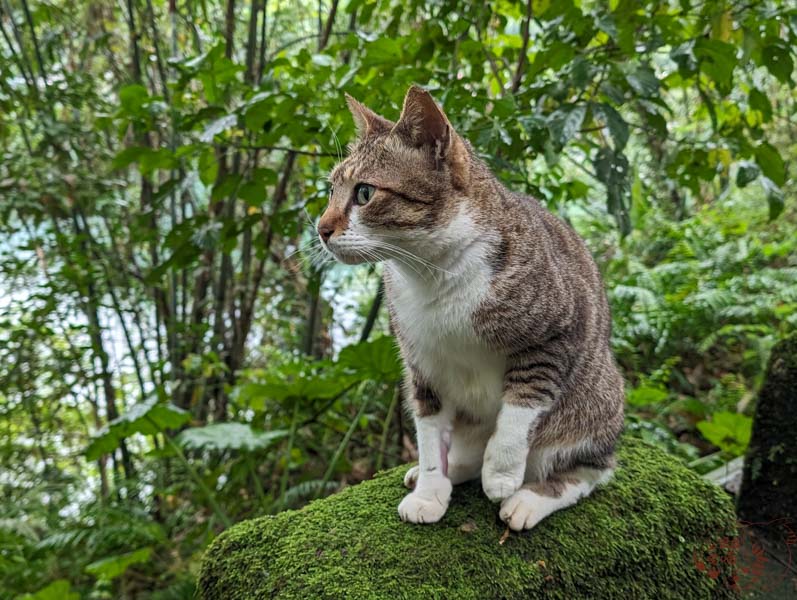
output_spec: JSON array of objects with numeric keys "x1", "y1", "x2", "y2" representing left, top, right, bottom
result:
[{"x1": 320, "y1": 86, "x2": 624, "y2": 523}]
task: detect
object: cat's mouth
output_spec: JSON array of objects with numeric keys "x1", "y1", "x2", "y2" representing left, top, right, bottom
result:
[{"x1": 322, "y1": 242, "x2": 373, "y2": 265}]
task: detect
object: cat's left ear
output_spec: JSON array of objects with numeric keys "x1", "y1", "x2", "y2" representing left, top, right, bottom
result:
[
  {"x1": 393, "y1": 85, "x2": 452, "y2": 154},
  {"x1": 393, "y1": 85, "x2": 469, "y2": 186}
]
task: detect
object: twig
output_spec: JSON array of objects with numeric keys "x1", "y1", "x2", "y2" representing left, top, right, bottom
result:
[
  {"x1": 240, "y1": 144, "x2": 336, "y2": 157},
  {"x1": 509, "y1": 0, "x2": 533, "y2": 94}
]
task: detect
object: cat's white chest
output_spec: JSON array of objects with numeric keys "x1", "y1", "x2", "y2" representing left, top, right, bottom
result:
[{"x1": 387, "y1": 245, "x2": 505, "y2": 418}]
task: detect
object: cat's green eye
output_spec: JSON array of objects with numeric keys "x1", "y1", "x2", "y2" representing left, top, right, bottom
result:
[{"x1": 354, "y1": 183, "x2": 375, "y2": 206}]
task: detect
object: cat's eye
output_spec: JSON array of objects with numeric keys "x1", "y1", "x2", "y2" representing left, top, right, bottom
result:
[{"x1": 354, "y1": 183, "x2": 375, "y2": 206}]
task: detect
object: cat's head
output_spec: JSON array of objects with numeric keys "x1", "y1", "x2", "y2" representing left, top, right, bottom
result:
[{"x1": 318, "y1": 85, "x2": 472, "y2": 265}]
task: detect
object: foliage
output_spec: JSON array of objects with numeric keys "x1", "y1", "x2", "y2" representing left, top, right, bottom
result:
[{"x1": 0, "y1": 0, "x2": 794, "y2": 597}]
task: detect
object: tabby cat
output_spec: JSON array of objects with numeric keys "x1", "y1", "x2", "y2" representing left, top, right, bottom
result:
[{"x1": 318, "y1": 86, "x2": 624, "y2": 531}]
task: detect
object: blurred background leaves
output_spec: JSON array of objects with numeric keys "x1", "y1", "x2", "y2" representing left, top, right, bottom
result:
[{"x1": 0, "y1": 0, "x2": 795, "y2": 597}]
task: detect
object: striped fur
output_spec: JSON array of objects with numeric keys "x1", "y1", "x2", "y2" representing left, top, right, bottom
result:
[{"x1": 319, "y1": 86, "x2": 624, "y2": 530}]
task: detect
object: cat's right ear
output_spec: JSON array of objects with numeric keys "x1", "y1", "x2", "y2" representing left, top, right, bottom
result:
[{"x1": 345, "y1": 94, "x2": 393, "y2": 138}]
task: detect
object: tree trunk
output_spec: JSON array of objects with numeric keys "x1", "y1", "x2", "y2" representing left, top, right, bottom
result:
[{"x1": 737, "y1": 334, "x2": 797, "y2": 539}]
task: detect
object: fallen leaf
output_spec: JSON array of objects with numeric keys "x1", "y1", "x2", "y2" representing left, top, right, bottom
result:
[{"x1": 460, "y1": 520, "x2": 477, "y2": 533}]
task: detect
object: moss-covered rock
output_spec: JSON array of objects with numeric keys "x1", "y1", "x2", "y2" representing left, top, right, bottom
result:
[{"x1": 199, "y1": 438, "x2": 738, "y2": 599}]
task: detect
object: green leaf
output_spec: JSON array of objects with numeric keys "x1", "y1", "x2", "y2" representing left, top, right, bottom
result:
[
  {"x1": 177, "y1": 423, "x2": 288, "y2": 452},
  {"x1": 112, "y1": 146, "x2": 176, "y2": 175},
  {"x1": 594, "y1": 103, "x2": 629, "y2": 150},
  {"x1": 338, "y1": 336, "x2": 402, "y2": 381},
  {"x1": 86, "y1": 400, "x2": 190, "y2": 461},
  {"x1": 735, "y1": 161, "x2": 759, "y2": 188},
  {"x1": 754, "y1": 142, "x2": 786, "y2": 186},
  {"x1": 627, "y1": 385, "x2": 668, "y2": 407},
  {"x1": 19, "y1": 580, "x2": 79, "y2": 600},
  {"x1": 547, "y1": 104, "x2": 586, "y2": 147},
  {"x1": 761, "y1": 176, "x2": 785, "y2": 221},
  {"x1": 693, "y1": 39, "x2": 737, "y2": 93},
  {"x1": 200, "y1": 114, "x2": 238, "y2": 142},
  {"x1": 244, "y1": 99, "x2": 273, "y2": 132},
  {"x1": 593, "y1": 147, "x2": 631, "y2": 234},
  {"x1": 361, "y1": 38, "x2": 402, "y2": 67},
  {"x1": 626, "y1": 66, "x2": 659, "y2": 97},
  {"x1": 85, "y1": 547, "x2": 152, "y2": 581},
  {"x1": 697, "y1": 411, "x2": 752, "y2": 456},
  {"x1": 118, "y1": 84, "x2": 149, "y2": 115},
  {"x1": 762, "y1": 44, "x2": 793, "y2": 84},
  {"x1": 748, "y1": 88, "x2": 772, "y2": 122}
]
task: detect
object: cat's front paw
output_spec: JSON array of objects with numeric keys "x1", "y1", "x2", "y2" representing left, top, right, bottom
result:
[
  {"x1": 481, "y1": 450, "x2": 525, "y2": 502},
  {"x1": 482, "y1": 470, "x2": 524, "y2": 502},
  {"x1": 397, "y1": 475, "x2": 452, "y2": 524},
  {"x1": 403, "y1": 465, "x2": 419, "y2": 489}
]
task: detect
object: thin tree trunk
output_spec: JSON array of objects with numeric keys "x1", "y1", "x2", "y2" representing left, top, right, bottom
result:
[{"x1": 318, "y1": 0, "x2": 339, "y2": 51}]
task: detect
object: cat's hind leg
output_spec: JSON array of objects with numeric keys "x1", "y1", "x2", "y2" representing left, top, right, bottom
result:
[{"x1": 499, "y1": 462, "x2": 614, "y2": 532}]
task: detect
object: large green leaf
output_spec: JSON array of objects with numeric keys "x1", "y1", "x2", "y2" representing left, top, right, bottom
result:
[
  {"x1": 762, "y1": 43, "x2": 793, "y2": 84},
  {"x1": 338, "y1": 336, "x2": 403, "y2": 381},
  {"x1": 697, "y1": 411, "x2": 752, "y2": 456},
  {"x1": 593, "y1": 147, "x2": 631, "y2": 234},
  {"x1": 754, "y1": 142, "x2": 786, "y2": 186},
  {"x1": 176, "y1": 423, "x2": 288, "y2": 452},
  {"x1": 626, "y1": 385, "x2": 669, "y2": 407},
  {"x1": 693, "y1": 39, "x2": 737, "y2": 93},
  {"x1": 19, "y1": 580, "x2": 79, "y2": 600},
  {"x1": 85, "y1": 547, "x2": 153, "y2": 581},
  {"x1": 547, "y1": 104, "x2": 586, "y2": 148},
  {"x1": 86, "y1": 401, "x2": 190, "y2": 461},
  {"x1": 594, "y1": 103, "x2": 629, "y2": 150}
]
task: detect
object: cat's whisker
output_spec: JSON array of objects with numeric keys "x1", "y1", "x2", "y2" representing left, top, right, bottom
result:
[
  {"x1": 329, "y1": 126, "x2": 343, "y2": 162},
  {"x1": 283, "y1": 237, "x2": 322, "y2": 263},
  {"x1": 367, "y1": 239, "x2": 453, "y2": 279},
  {"x1": 370, "y1": 247, "x2": 426, "y2": 279}
]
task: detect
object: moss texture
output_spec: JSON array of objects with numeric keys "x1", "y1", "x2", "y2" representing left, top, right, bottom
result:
[{"x1": 199, "y1": 438, "x2": 739, "y2": 599}]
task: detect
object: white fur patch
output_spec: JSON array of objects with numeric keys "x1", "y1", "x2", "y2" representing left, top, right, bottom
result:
[
  {"x1": 499, "y1": 467, "x2": 614, "y2": 531},
  {"x1": 398, "y1": 474, "x2": 452, "y2": 524},
  {"x1": 482, "y1": 406, "x2": 543, "y2": 501},
  {"x1": 386, "y1": 206, "x2": 505, "y2": 422}
]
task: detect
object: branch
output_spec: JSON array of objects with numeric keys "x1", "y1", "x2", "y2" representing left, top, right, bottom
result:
[
  {"x1": 510, "y1": 0, "x2": 533, "y2": 94},
  {"x1": 240, "y1": 144, "x2": 337, "y2": 157},
  {"x1": 318, "y1": 0, "x2": 339, "y2": 51},
  {"x1": 359, "y1": 279, "x2": 384, "y2": 343}
]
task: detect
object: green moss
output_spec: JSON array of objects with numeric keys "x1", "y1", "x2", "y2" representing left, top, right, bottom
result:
[{"x1": 199, "y1": 438, "x2": 739, "y2": 599}]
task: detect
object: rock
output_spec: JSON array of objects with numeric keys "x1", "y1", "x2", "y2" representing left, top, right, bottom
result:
[{"x1": 199, "y1": 438, "x2": 738, "y2": 599}]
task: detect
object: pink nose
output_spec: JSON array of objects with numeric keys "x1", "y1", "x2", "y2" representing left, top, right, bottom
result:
[{"x1": 318, "y1": 224, "x2": 334, "y2": 243}]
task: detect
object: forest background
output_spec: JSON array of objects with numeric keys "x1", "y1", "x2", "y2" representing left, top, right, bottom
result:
[{"x1": 0, "y1": 0, "x2": 795, "y2": 597}]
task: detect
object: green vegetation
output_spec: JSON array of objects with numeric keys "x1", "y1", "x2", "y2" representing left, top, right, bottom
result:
[
  {"x1": 0, "y1": 0, "x2": 794, "y2": 597},
  {"x1": 200, "y1": 438, "x2": 739, "y2": 600}
]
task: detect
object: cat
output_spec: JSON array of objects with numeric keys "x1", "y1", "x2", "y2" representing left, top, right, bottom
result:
[{"x1": 318, "y1": 85, "x2": 624, "y2": 531}]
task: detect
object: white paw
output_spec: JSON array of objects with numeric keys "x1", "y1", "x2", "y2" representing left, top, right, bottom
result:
[
  {"x1": 499, "y1": 489, "x2": 542, "y2": 531},
  {"x1": 481, "y1": 438, "x2": 527, "y2": 502},
  {"x1": 482, "y1": 469, "x2": 524, "y2": 502},
  {"x1": 397, "y1": 476, "x2": 452, "y2": 524},
  {"x1": 403, "y1": 465, "x2": 419, "y2": 490}
]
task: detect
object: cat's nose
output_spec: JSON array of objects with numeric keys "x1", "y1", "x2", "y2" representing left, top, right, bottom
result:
[{"x1": 318, "y1": 223, "x2": 334, "y2": 243}]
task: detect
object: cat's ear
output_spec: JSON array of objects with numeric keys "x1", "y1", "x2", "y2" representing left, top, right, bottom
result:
[
  {"x1": 394, "y1": 85, "x2": 469, "y2": 187},
  {"x1": 393, "y1": 85, "x2": 452, "y2": 152},
  {"x1": 345, "y1": 93, "x2": 393, "y2": 138}
]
